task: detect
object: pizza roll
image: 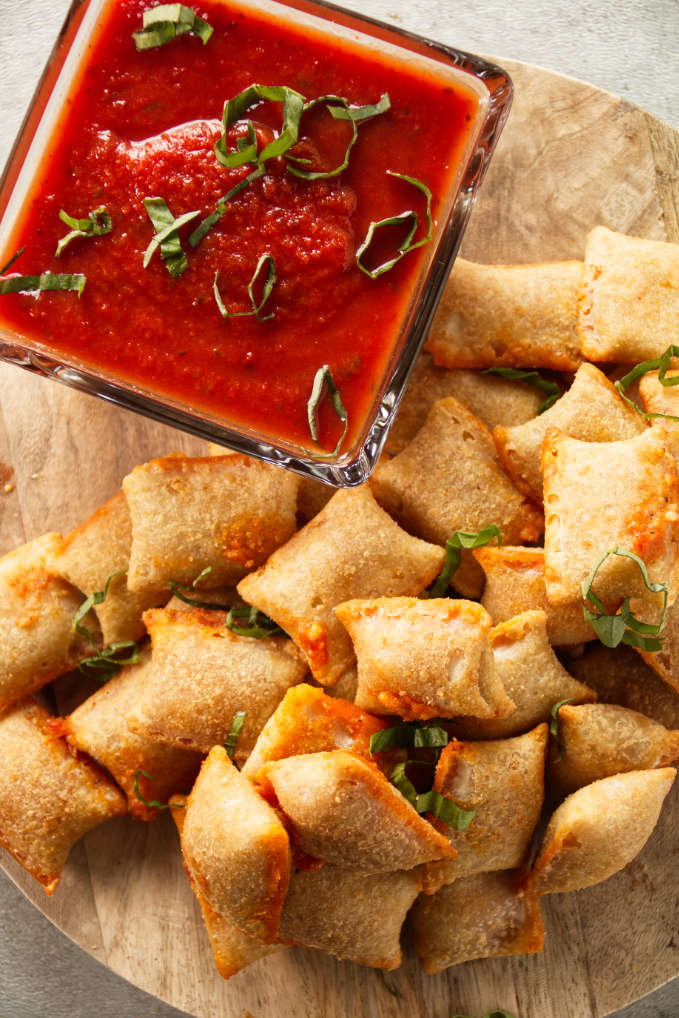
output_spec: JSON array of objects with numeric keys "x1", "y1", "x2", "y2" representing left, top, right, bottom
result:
[
  {"x1": 49, "y1": 492, "x2": 169, "y2": 645},
  {"x1": 334, "y1": 597, "x2": 513, "y2": 721},
  {"x1": 567, "y1": 642, "x2": 679, "y2": 730},
  {"x1": 531, "y1": 767, "x2": 676, "y2": 894},
  {"x1": 449, "y1": 611, "x2": 596, "y2": 740},
  {"x1": 426, "y1": 257, "x2": 583, "y2": 371},
  {"x1": 241, "y1": 683, "x2": 386, "y2": 780},
  {"x1": 277, "y1": 864, "x2": 421, "y2": 969},
  {"x1": 0, "y1": 699, "x2": 126, "y2": 894},
  {"x1": 180, "y1": 746, "x2": 290, "y2": 942},
  {"x1": 123, "y1": 453, "x2": 299, "y2": 593},
  {"x1": 325, "y1": 666, "x2": 358, "y2": 702},
  {"x1": 386, "y1": 351, "x2": 542, "y2": 454},
  {"x1": 411, "y1": 870, "x2": 544, "y2": 974},
  {"x1": 638, "y1": 369, "x2": 679, "y2": 466},
  {"x1": 549, "y1": 703, "x2": 679, "y2": 798},
  {"x1": 63, "y1": 647, "x2": 202, "y2": 819},
  {"x1": 494, "y1": 364, "x2": 644, "y2": 503},
  {"x1": 474, "y1": 546, "x2": 596, "y2": 646},
  {"x1": 635, "y1": 595, "x2": 679, "y2": 695},
  {"x1": 170, "y1": 797, "x2": 282, "y2": 979},
  {"x1": 422, "y1": 725, "x2": 547, "y2": 892},
  {"x1": 371, "y1": 397, "x2": 543, "y2": 599},
  {"x1": 129, "y1": 607, "x2": 307, "y2": 757},
  {"x1": 257, "y1": 749, "x2": 455, "y2": 872},
  {"x1": 0, "y1": 534, "x2": 95, "y2": 712},
  {"x1": 578, "y1": 227, "x2": 679, "y2": 363},
  {"x1": 238, "y1": 486, "x2": 444, "y2": 684},
  {"x1": 542, "y1": 427, "x2": 679, "y2": 610}
]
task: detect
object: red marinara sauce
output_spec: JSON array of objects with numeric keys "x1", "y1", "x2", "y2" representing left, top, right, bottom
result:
[{"x1": 0, "y1": 0, "x2": 480, "y2": 455}]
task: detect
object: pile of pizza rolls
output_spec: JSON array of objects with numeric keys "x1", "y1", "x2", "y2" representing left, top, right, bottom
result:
[{"x1": 1, "y1": 224, "x2": 679, "y2": 979}]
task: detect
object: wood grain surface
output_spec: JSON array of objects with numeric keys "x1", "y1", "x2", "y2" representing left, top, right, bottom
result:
[{"x1": 1, "y1": 58, "x2": 678, "y2": 1018}]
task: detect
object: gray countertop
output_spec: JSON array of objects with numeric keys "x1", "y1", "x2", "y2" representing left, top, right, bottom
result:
[{"x1": 0, "y1": 1, "x2": 678, "y2": 1016}]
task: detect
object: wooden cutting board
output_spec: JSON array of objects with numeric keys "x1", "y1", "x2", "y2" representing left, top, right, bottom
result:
[{"x1": 1, "y1": 57, "x2": 678, "y2": 1018}]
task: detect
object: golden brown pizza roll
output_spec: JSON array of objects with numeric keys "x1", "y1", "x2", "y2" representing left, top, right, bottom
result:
[
  {"x1": 170, "y1": 796, "x2": 282, "y2": 979},
  {"x1": 277, "y1": 864, "x2": 421, "y2": 969},
  {"x1": 335, "y1": 597, "x2": 513, "y2": 721},
  {"x1": 411, "y1": 869, "x2": 544, "y2": 974},
  {"x1": 325, "y1": 665, "x2": 358, "y2": 702},
  {"x1": 638, "y1": 368, "x2": 679, "y2": 463},
  {"x1": 422, "y1": 725, "x2": 547, "y2": 892},
  {"x1": 180, "y1": 746, "x2": 290, "y2": 943},
  {"x1": 426, "y1": 257, "x2": 583, "y2": 371},
  {"x1": 237, "y1": 486, "x2": 444, "y2": 684},
  {"x1": 635, "y1": 595, "x2": 679, "y2": 696},
  {"x1": 257, "y1": 749, "x2": 455, "y2": 871},
  {"x1": 129, "y1": 607, "x2": 307, "y2": 757},
  {"x1": 0, "y1": 699, "x2": 126, "y2": 894},
  {"x1": 567, "y1": 642, "x2": 679, "y2": 730},
  {"x1": 494, "y1": 363, "x2": 645, "y2": 503},
  {"x1": 549, "y1": 702, "x2": 679, "y2": 799},
  {"x1": 49, "y1": 492, "x2": 169, "y2": 645},
  {"x1": 542, "y1": 427, "x2": 679, "y2": 610},
  {"x1": 63, "y1": 647, "x2": 202, "y2": 819},
  {"x1": 530, "y1": 767, "x2": 676, "y2": 894},
  {"x1": 122, "y1": 453, "x2": 299, "y2": 593},
  {"x1": 371, "y1": 397, "x2": 543, "y2": 599},
  {"x1": 0, "y1": 534, "x2": 95, "y2": 712},
  {"x1": 449, "y1": 611, "x2": 596, "y2": 740},
  {"x1": 386, "y1": 351, "x2": 542, "y2": 454},
  {"x1": 240, "y1": 683, "x2": 386, "y2": 780},
  {"x1": 474, "y1": 546, "x2": 596, "y2": 646},
  {"x1": 578, "y1": 227, "x2": 679, "y2": 362}
]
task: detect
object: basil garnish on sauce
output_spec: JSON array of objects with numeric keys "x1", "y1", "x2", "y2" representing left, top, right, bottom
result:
[
  {"x1": 56, "y1": 206, "x2": 112, "y2": 257},
  {"x1": 582, "y1": 545, "x2": 669, "y2": 651},
  {"x1": 356, "y1": 171, "x2": 432, "y2": 278},
  {"x1": 72, "y1": 571, "x2": 140, "y2": 680},
  {"x1": 0, "y1": 247, "x2": 24, "y2": 275},
  {"x1": 224, "y1": 710, "x2": 246, "y2": 759},
  {"x1": 133, "y1": 4, "x2": 213, "y2": 50},
  {"x1": 427, "y1": 525, "x2": 502, "y2": 598},
  {"x1": 215, "y1": 85, "x2": 305, "y2": 169},
  {"x1": 484, "y1": 367, "x2": 561, "y2": 414},
  {"x1": 189, "y1": 165, "x2": 265, "y2": 248},
  {"x1": 287, "y1": 92, "x2": 390, "y2": 181},
  {"x1": 143, "y1": 197, "x2": 200, "y2": 277},
  {"x1": 306, "y1": 365, "x2": 349, "y2": 458},
  {"x1": 0, "y1": 273, "x2": 86, "y2": 296},
  {"x1": 213, "y1": 254, "x2": 276, "y2": 321},
  {"x1": 615, "y1": 344, "x2": 679, "y2": 423}
]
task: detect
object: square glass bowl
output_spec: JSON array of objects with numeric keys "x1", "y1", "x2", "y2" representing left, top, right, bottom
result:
[{"x1": 0, "y1": 0, "x2": 511, "y2": 486}]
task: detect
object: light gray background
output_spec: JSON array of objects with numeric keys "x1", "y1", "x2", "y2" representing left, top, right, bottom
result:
[{"x1": 0, "y1": 1, "x2": 678, "y2": 1017}]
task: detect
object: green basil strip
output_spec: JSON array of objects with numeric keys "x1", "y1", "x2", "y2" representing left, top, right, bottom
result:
[
  {"x1": 356, "y1": 171, "x2": 432, "y2": 278},
  {"x1": 133, "y1": 769, "x2": 181, "y2": 810},
  {"x1": 330, "y1": 92, "x2": 391, "y2": 123},
  {"x1": 0, "y1": 247, "x2": 24, "y2": 275},
  {"x1": 143, "y1": 197, "x2": 200, "y2": 277},
  {"x1": 428, "y1": 525, "x2": 503, "y2": 598},
  {"x1": 306, "y1": 364, "x2": 349, "y2": 458},
  {"x1": 215, "y1": 84, "x2": 305, "y2": 168},
  {"x1": 582, "y1": 545, "x2": 669, "y2": 651},
  {"x1": 190, "y1": 164, "x2": 265, "y2": 247},
  {"x1": 376, "y1": 970, "x2": 401, "y2": 998},
  {"x1": 77, "y1": 641, "x2": 140, "y2": 682},
  {"x1": 133, "y1": 4, "x2": 213, "y2": 50},
  {"x1": 416, "y1": 789, "x2": 476, "y2": 830},
  {"x1": 224, "y1": 710, "x2": 246, "y2": 759},
  {"x1": 0, "y1": 273, "x2": 86, "y2": 296},
  {"x1": 390, "y1": 761, "x2": 418, "y2": 806},
  {"x1": 56, "y1": 206, "x2": 112, "y2": 257},
  {"x1": 615, "y1": 344, "x2": 679, "y2": 424},
  {"x1": 286, "y1": 95, "x2": 358, "y2": 180},
  {"x1": 72, "y1": 570, "x2": 126, "y2": 643},
  {"x1": 224, "y1": 605, "x2": 284, "y2": 639},
  {"x1": 549, "y1": 697, "x2": 574, "y2": 762},
  {"x1": 214, "y1": 254, "x2": 276, "y2": 321},
  {"x1": 484, "y1": 366, "x2": 561, "y2": 414},
  {"x1": 369, "y1": 723, "x2": 448, "y2": 755}
]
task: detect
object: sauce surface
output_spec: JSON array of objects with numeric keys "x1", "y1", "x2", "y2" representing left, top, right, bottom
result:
[{"x1": 0, "y1": 0, "x2": 480, "y2": 455}]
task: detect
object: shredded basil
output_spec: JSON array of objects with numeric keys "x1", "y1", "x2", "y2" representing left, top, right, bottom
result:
[
  {"x1": 287, "y1": 92, "x2": 389, "y2": 180},
  {"x1": 215, "y1": 84, "x2": 305, "y2": 168},
  {"x1": 213, "y1": 254, "x2": 276, "y2": 321},
  {"x1": 225, "y1": 605, "x2": 284, "y2": 639},
  {"x1": 484, "y1": 367, "x2": 561, "y2": 414},
  {"x1": 133, "y1": 769, "x2": 184, "y2": 809},
  {"x1": 0, "y1": 247, "x2": 24, "y2": 275},
  {"x1": 582, "y1": 545, "x2": 669, "y2": 651},
  {"x1": 0, "y1": 273, "x2": 86, "y2": 296},
  {"x1": 133, "y1": 4, "x2": 213, "y2": 50},
  {"x1": 615, "y1": 344, "x2": 679, "y2": 423},
  {"x1": 355, "y1": 170, "x2": 432, "y2": 278},
  {"x1": 224, "y1": 710, "x2": 246, "y2": 759},
  {"x1": 427, "y1": 525, "x2": 502, "y2": 598},
  {"x1": 189, "y1": 165, "x2": 265, "y2": 247},
  {"x1": 390, "y1": 762, "x2": 475, "y2": 830},
  {"x1": 549, "y1": 697, "x2": 574, "y2": 763},
  {"x1": 56, "y1": 206, "x2": 112, "y2": 257},
  {"x1": 143, "y1": 197, "x2": 200, "y2": 277},
  {"x1": 369, "y1": 722, "x2": 448, "y2": 755},
  {"x1": 306, "y1": 365, "x2": 349, "y2": 458},
  {"x1": 72, "y1": 571, "x2": 140, "y2": 680}
]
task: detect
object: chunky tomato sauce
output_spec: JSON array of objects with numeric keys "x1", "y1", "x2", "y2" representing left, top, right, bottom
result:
[{"x1": 0, "y1": 0, "x2": 480, "y2": 455}]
